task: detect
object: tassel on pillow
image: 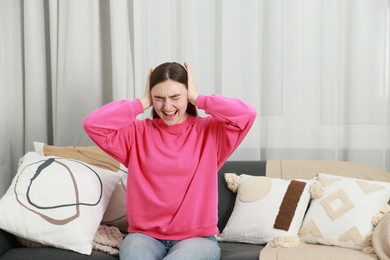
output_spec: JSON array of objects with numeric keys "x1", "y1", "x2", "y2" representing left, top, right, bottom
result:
[
  {"x1": 362, "y1": 204, "x2": 390, "y2": 254},
  {"x1": 224, "y1": 173, "x2": 241, "y2": 193},
  {"x1": 309, "y1": 180, "x2": 324, "y2": 199},
  {"x1": 362, "y1": 231, "x2": 375, "y2": 254},
  {"x1": 372, "y1": 204, "x2": 390, "y2": 227},
  {"x1": 269, "y1": 235, "x2": 300, "y2": 248}
]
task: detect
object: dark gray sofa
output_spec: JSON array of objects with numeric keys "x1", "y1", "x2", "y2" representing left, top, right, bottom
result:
[{"x1": 0, "y1": 161, "x2": 266, "y2": 260}]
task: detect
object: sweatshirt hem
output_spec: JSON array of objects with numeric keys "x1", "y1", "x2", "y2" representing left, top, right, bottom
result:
[{"x1": 128, "y1": 225, "x2": 218, "y2": 241}]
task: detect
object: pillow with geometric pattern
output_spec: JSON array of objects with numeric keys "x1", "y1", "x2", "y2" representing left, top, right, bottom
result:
[{"x1": 299, "y1": 173, "x2": 390, "y2": 251}]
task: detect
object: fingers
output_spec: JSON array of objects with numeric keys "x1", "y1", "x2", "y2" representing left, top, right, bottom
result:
[
  {"x1": 184, "y1": 62, "x2": 194, "y2": 82},
  {"x1": 184, "y1": 61, "x2": 189, "y2": 71},
  {"x1": 147, "y1": 67, "x2": 153, "y2": 83},
  {"x1": 141, "y1": 67, "x2": 153, "y2": 110},
  {"x1": 184, "y1": 61, "x2": 193, "y2": 76},
  {"x1": 146, "y1": 67, "x2": 153, "y2": 90},
  {"x1": 184, "y1": 61, "x2": 199, "y2": 105}
]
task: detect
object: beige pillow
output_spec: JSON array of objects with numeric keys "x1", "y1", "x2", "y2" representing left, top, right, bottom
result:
[{"x1": 33, "y1": 141, "x2": 128, "y2": 232}]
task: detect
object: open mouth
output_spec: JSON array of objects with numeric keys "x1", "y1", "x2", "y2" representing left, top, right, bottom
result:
[{"x1": 163, "y1": 110, "x2": 177, "y2": 117}]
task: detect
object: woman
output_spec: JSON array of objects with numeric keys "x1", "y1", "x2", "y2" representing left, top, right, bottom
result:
[{"x1": 83, "y1": 62, "x2": 256, "y2": 259}]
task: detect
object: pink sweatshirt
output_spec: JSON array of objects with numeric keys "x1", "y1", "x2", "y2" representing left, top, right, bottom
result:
[{"x1": 83, "y1": 94, "x2": 256, "y2": 240}]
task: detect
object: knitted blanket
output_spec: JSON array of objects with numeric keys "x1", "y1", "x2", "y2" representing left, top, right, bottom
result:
[
  {"x1": 17, "y1": 225, "x2": 124, "y2": 256},
  {"x1": 92, "y1": 225, "x2": 123, "y2": 256}
]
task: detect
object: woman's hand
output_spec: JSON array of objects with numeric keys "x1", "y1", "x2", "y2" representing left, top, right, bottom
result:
[
  {"x1": 184, "y1": 62, "x2": 199, "y2": 106},
  {"x1": 140, "y1": 68, "x2": 153, "y2": 110}
]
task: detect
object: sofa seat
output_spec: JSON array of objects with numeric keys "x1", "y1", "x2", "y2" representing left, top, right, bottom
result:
[
  {"x1": 260, "y1": 242, "x2": 377, "y2": 260},
  {"x1": 0, "y1": 227, "x2": 264, "y2": 260},
  {"x1": 0, "y1": 247, "x2": 118, "y2": 260},
  {"x1": 220, "y1": 242, "x2": 264, "y2": 260}
]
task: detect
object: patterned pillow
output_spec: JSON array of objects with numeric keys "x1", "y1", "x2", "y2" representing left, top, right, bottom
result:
[
  {"x1": 218, "y1": 174, "x2": 312, "y2": 245},
  {"x1": 0, "y1": 152, "x2": 121, "y2": 254},
  {"x1": 33, "y1": 141, "x2": 128, "y2": 232},
  {"x1": 299, "y1": 173, "x2": 390, "y2": 250}
]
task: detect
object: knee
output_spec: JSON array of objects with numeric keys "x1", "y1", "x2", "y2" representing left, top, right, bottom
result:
[
  {"x1": 208, "y1": 239, "x2": 221, "y2": 260},
  {"x1": 167, "y1": 236, "x2": 221, "y2": 260},
  {"x1": 120, "y1": 233, "x2": 166, "y2": 260}
]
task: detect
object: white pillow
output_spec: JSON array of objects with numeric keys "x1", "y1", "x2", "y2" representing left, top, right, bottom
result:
[
  {"x1": 0, "y1": 152, "x2": 121, "y2": 255},
  {"x1": 299, "y1": 173, "x2": 390, "y2": 250},
  {"x1": 33, "y1": 141, "x2": 128, "y2": 232},
  {"x1": 218, "y1": 174, "x2": 312, "y2": 245}
]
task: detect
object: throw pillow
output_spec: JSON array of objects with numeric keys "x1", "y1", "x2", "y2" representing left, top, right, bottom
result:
[
  {"x1": 218, "y1": 174, "x2": 312, "y2": 245},
  {"x1": 0, "y1": 152, "x2": 121, "y2": 255},
  {"x1": 299, "y1": 173, "x2": 390, "y2": 251},
  {"x1": 33, "y1": 141, "x2": 128, "y2": 232},
  {"x1": 33, "y1": 141, "x2": 126, "y2": 172}
]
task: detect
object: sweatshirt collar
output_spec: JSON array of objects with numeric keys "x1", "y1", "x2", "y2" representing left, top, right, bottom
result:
[{"x1": 153, "y1": 115, "x2": 198, "y2": 134}]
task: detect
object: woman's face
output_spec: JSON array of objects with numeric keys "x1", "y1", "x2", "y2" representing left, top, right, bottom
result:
[{"x1": 151, "y1": 79, "x2": 189, "y2": 125}]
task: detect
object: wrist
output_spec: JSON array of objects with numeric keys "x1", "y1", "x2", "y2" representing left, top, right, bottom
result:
[
  {"x1": 189, "y1": 94, "x2": 199, "y2": 106},
  {"x1": 141, "y1": 97, "x2": 152, "y2": 110}
]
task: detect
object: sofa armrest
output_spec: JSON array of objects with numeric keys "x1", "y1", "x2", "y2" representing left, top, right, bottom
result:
[{"x1": 0, "y1": 229, "x2": 21, "y2": 257}]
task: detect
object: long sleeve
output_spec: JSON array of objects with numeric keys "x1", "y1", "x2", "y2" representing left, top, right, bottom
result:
[
  {"x1": 196, "y1": 94, "x2": 257, "y2": 166},
  {"x1": 83, "y1": 99, "x2": 144, "y2": 166}
]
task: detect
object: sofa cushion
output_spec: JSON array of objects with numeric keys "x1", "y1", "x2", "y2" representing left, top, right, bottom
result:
[
  {"x1": 0, "y1": 229, "x2": 21, "y2": 258},
  {"x1": 299, "y1": 173, "x2": 390, "y2": 251},
  {"x1": 266, "y1": 160, "x2": 390, "y2": 182},
  {"x1": 33, "y1": 142, "x2": 128, "y2": 232},
  {"x1": 219, "y1": 242, "x2": 264, "y2": 260},
  {"x1": 0, "y1": 247, "x2": 118, "y2": 260},
  {"x1": 0, "y1": 152, "x2": 121, "y2": 255},
  {"x1": 260, "y1": 242, "x2": 377, "y2": 260},
  {"x1": 33, "y1": 142, "x2": 124, "y2": 172},
  {"x1": 218, "y1": 174, "x2": 311, "y2": 245}
]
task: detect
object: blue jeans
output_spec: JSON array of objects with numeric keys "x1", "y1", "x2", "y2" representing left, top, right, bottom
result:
[{"x1": 119, "y1": 232, "x2": 221, "y2": 260}]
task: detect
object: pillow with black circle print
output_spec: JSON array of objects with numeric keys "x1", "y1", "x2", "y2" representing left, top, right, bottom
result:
[
  {"x1": 33, "y1": 141, "x2": 128, "y2": 232},
  {"x1": 0, "y1": 152, "x2": 121, "y2": 255}
]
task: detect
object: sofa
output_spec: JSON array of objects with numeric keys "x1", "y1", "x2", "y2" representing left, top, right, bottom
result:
[
  {"x1": 1, "y1": 158, "x2": 390, "y2": 260},
  {"x1": 0, "y1": 160, "x2": 265, "y2": 260}
]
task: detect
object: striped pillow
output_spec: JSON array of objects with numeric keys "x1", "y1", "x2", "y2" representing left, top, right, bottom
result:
[{"x1": 217, "y1": 174, "x2": 312, "y2": 245}]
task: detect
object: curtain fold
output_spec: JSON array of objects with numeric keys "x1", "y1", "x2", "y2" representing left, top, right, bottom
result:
[
  {"x1": 1, "y1": 0, "x2": 25, "y2": 196},
  {"x1": 1, "y1": 0, "x2": 389, "y2": 197}
]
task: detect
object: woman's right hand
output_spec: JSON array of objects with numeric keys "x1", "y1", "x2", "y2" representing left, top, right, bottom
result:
[
  {"x1": 184, "y1": 62, "x2": 199, "y2": 106},
  {"x1": 141, "y1": 68, "x2": 153, "y2": 110}
]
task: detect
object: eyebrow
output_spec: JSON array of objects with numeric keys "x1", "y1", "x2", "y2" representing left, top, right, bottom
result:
[{"x1": 153, "y1": 94, "x2": 182, "y2": 99}]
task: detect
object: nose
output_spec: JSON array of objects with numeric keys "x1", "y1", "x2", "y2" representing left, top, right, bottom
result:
[{"x1": 163, "y1": 99, "x2": 172, "y2": 109}]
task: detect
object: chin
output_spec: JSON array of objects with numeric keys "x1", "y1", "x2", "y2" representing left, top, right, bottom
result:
[{"x1": 162, "y1": 118, "x2": 178, "y2": 125}]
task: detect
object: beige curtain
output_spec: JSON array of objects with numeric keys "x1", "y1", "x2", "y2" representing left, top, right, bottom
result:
[{"x1": 1, "y1": 0, "x2": 389, "y2": 196}]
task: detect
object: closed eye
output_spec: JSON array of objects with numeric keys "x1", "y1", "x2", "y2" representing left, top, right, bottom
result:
[{"x1": 170, "y1": 94, "x2": 181, "y2": 100}]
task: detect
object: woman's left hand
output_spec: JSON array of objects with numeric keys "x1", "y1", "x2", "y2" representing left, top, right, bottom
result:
[{"x1": 184, "y1": 62, "x2": 199, "y2": 106}]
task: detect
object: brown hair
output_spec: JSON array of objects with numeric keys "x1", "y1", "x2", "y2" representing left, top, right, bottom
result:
[{"x1": 150, "y1": 62, "x2": 198, "y2": 118}]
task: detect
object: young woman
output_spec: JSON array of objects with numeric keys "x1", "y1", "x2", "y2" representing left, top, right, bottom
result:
[{"x1": 83, "y1": 62, "x2": 256, "y2": 260}]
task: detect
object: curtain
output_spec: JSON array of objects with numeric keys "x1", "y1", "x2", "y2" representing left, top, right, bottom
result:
[{"x1": 1, "y1": 0, "x2": 389, "y2": 197}]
